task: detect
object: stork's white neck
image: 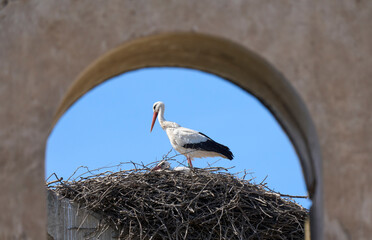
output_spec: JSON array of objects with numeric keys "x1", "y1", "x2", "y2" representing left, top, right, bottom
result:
[
  {"x1": 157, "y1": 104, "x2": 166, "y2": 128},
  {"x1": 157, "y1": 104, "x2": 180, "y2": 130}
]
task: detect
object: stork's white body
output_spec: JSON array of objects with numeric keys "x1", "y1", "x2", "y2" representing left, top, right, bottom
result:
[
  {"x1": 151, "y1": 101, "x2": 233, "y2": 167},
  {"x1": 165, "y1": 126, "x2": 228, "y2": 159}
]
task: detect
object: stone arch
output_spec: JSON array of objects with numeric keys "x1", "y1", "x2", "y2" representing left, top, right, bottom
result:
[{"x1": 52, "y1": 32, "x2": 322, "y2": 238}]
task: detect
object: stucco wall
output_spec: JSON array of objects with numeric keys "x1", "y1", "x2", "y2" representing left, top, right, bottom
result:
[
  {"x1": 47, "y1": 190, "x2": 116, "y2": 240},
  {"x1": 0, "y1": 1, "x2": 371, "y2": 239}
]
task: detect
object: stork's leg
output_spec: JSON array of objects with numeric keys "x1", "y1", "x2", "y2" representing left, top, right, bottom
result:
[{"x1": 187, "y1": 155, "x2": 193, "y2": 168}]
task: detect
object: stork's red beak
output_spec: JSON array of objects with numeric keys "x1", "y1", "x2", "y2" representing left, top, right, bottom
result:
[{"x1": 150, "y1": 111, "x2": 158, "y2": 132}]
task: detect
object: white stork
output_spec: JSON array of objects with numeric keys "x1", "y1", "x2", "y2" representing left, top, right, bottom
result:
[
  {"x1": 150, "y1": 101, "x2": 233, "y2": 168},
  {"x1": 151, "y1": 160, "x2": 191, "y2": 172}
]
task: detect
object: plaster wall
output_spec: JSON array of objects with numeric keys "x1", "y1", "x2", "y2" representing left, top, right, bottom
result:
[
  {"x1": 0, "y1": 1, "x2": 371, "y2": 239},
  {"x1": 47, "y1": 190, "x2": 117, "y2": 240}
]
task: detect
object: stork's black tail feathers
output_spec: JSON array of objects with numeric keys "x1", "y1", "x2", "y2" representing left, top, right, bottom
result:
[
  {"x1": 183, "y1": 132, "x2": 234, "y2": 160},
  {"x1": 211, "y1": 140, "x2": 234, "y2": 160}
]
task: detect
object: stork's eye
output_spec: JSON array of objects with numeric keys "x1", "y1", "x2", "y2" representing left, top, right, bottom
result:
[{"x1": 153, "y1": 105, "x2": 157, "y2": 110}]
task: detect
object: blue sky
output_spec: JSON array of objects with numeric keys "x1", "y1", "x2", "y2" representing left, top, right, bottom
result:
[{"x1": 46, "y1": 67, "x2": 311, "y2": 208}]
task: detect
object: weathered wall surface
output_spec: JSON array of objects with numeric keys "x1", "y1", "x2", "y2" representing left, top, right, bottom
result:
[
  {"x1": 47, "y1": 190, "x2": 117, "y2": 240},
  {"x1": 0, "y1": 1, "x2": 371, "y2": 239}
]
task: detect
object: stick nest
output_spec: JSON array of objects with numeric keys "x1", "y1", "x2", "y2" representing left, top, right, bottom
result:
[{"x1": 48, "y1": 163, "x2": 308, "y2": 239}]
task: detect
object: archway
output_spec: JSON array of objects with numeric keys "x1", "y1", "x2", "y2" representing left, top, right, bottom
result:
[{"x1": 51, "y1": 32, "x2": 322, "y2": 238}]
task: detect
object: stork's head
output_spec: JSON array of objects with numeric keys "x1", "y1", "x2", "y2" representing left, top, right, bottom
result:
[
  {"x1": 150, "y1": 101, "x2": 164, "y2": 132},
  {"x1": 151, "y1": 160, "x2": 171, "y2": 171},
  {"x1": 152, "y1": 101, "x2": 164, "y2": 112}
]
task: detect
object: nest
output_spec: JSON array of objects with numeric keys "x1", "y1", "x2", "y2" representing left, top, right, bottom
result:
[{"x1": 48, "y1": 162, "x2": 308, "y2": 239}]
